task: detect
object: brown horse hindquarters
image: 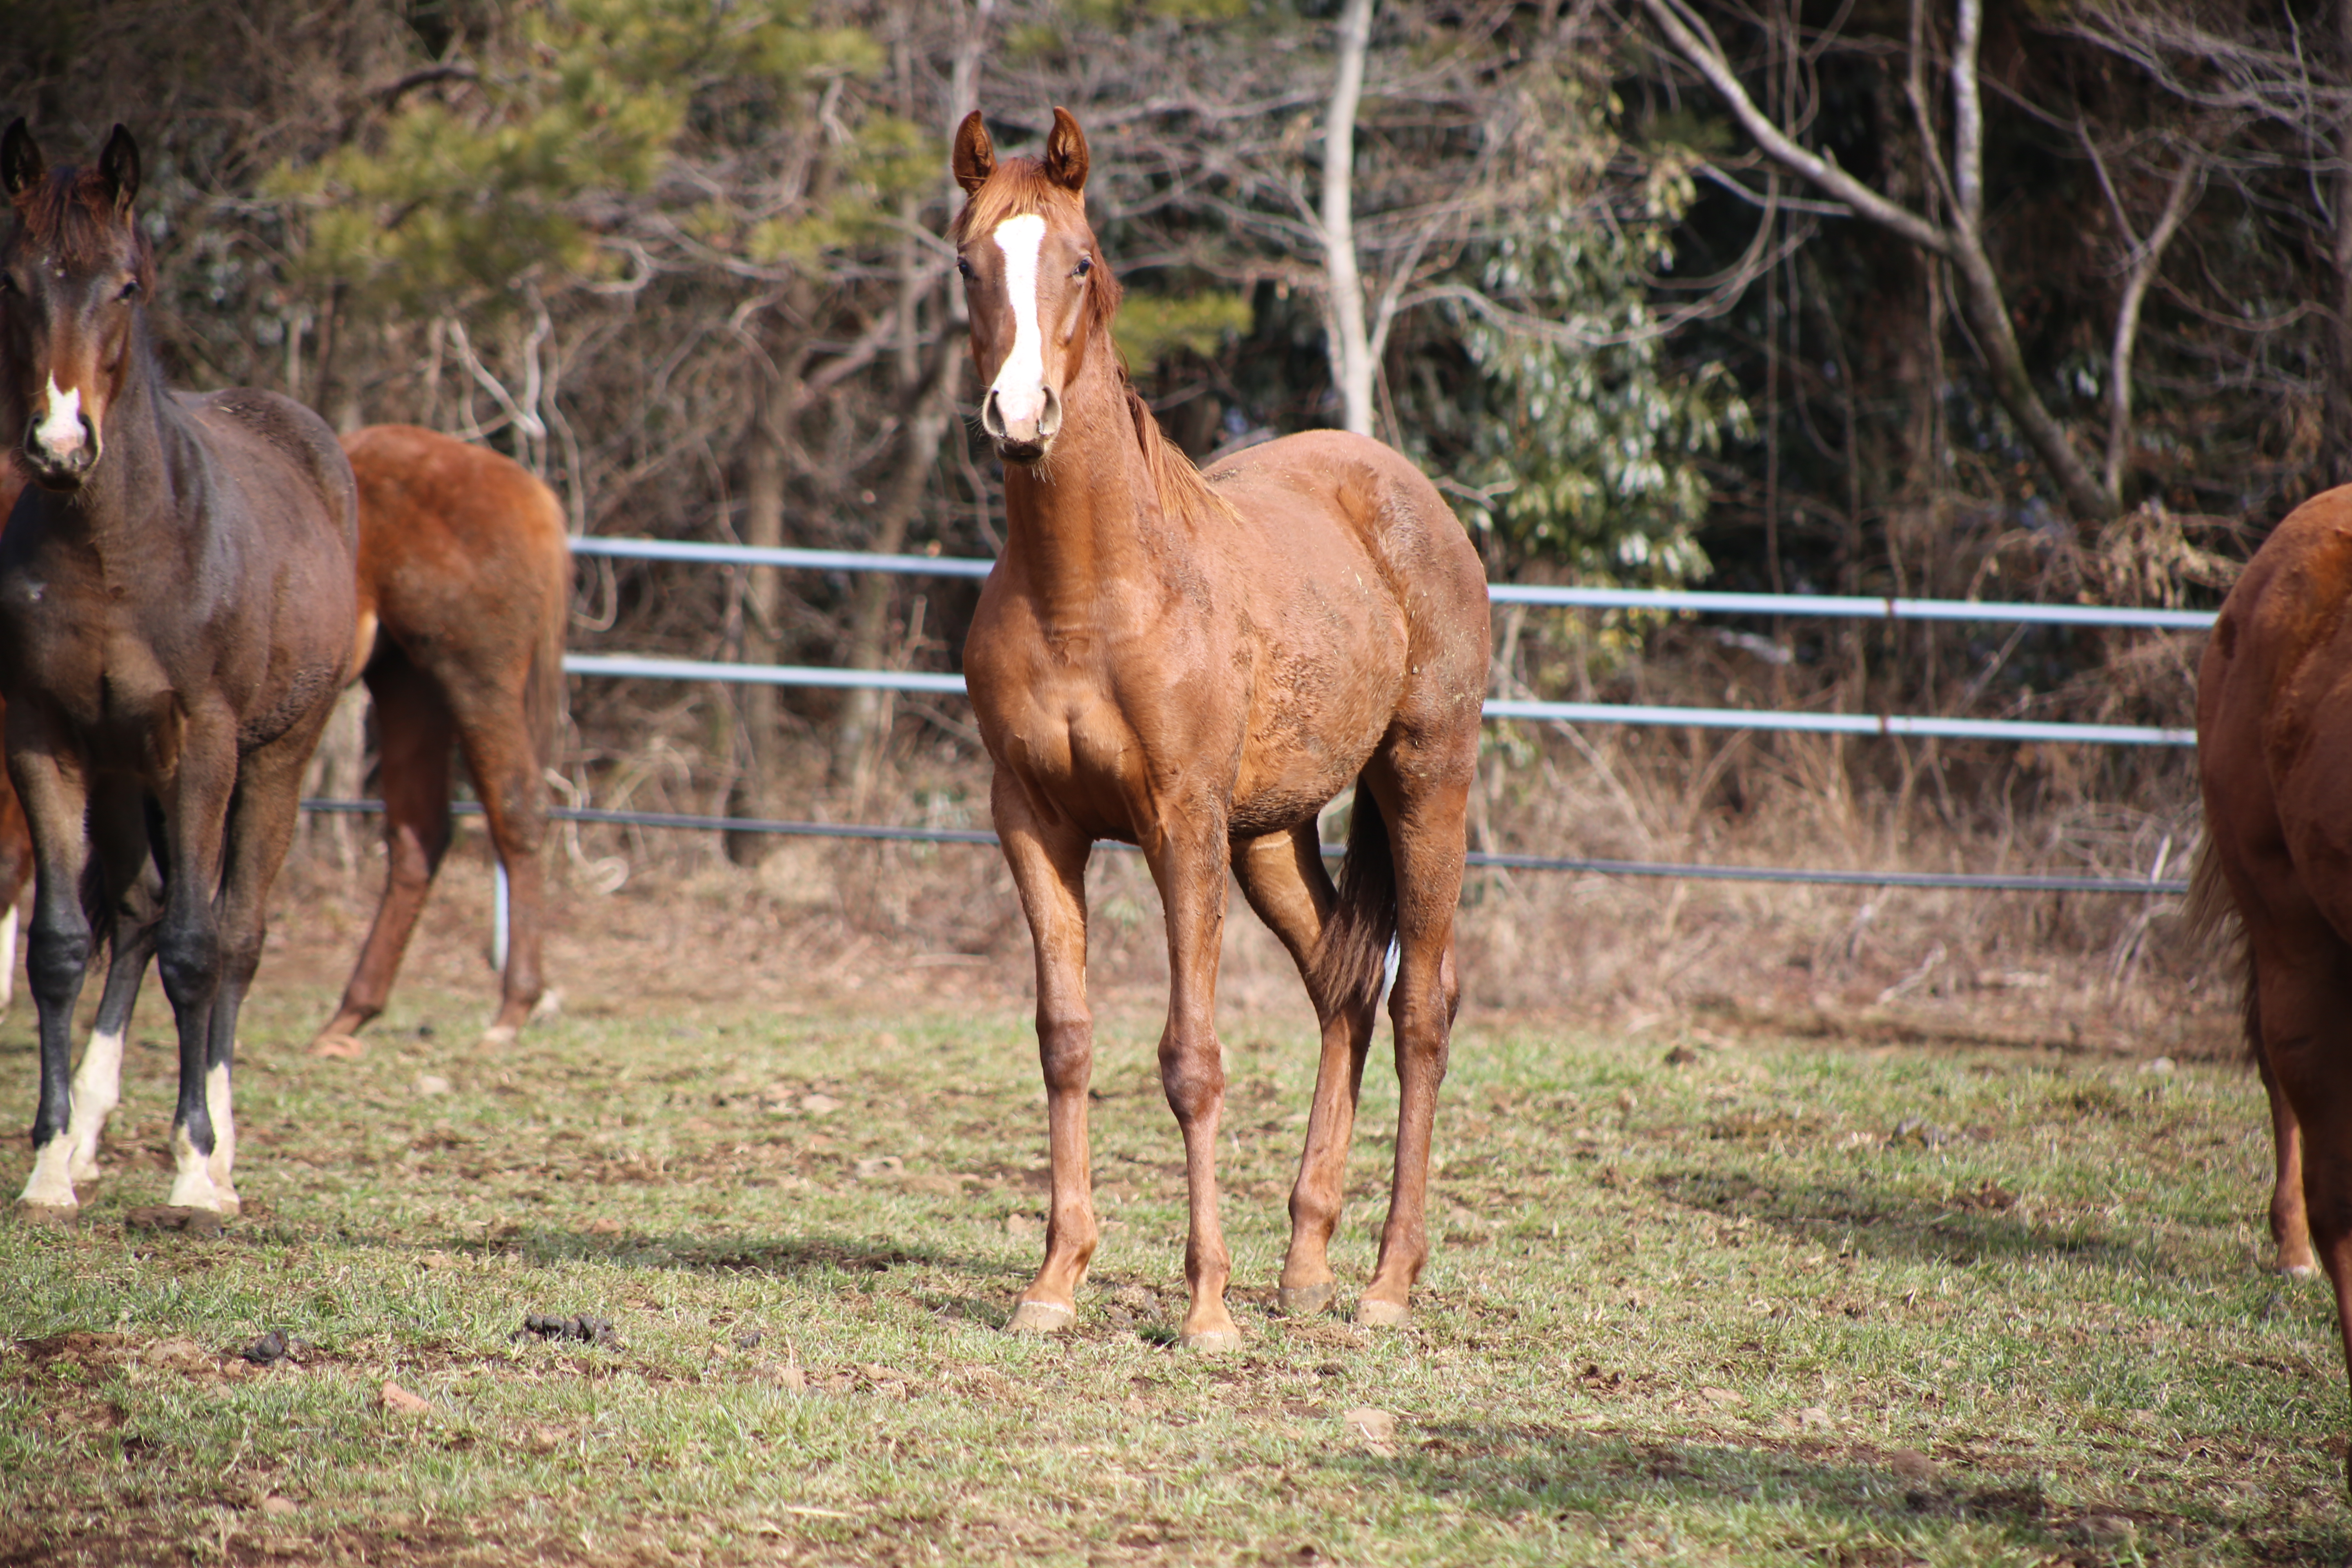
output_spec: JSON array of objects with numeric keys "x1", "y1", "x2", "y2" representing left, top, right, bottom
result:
[
  {"x1": 319, "y1": 424, "x2": 571, "y2": 1051},
  {"x1": 2196, "y1": 483, "x2": 2352, "y2": 1474}
]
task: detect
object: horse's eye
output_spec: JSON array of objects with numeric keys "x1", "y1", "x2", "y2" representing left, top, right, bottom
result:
[
  {"x1": 116, "y1": 276, "x2": 139, "y2": 302},
  {"x1": 956, "y1": 256, "x2": 974, "y2": 280},
  {"x1": 0, "y1": 272, "x2": 15, "y2": 297},
  {"x1": 1073, "y1": 256, "x2": 1093, "y2": 279}
]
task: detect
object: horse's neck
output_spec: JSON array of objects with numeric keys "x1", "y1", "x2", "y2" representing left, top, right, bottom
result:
[
  {"x1": 999, "y1": 352, "x2": 1164, "y2": 610},
  {"x1": 68, "y1": 333, "x2": 189, "y2": 549}
]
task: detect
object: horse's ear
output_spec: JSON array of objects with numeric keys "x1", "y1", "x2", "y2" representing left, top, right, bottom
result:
[
  {"x1": 0, "y1": 120, "x2": 42, "y2": 202},
  {"x1": 96, "y1": 124, "x2": 139, "y2": 211},
  {"x1": 952, "y1": 112, "x2": 994, "y2": 196},
  {"x1": 1043, "y1": 106, "x2": 1088, "y2": 194}
]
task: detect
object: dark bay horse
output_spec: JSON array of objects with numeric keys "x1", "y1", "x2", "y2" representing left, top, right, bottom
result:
[
  {"x1": 1, "y1": 122, "x2": 358, "y2": 1221},
  {"x1": 951, "y1": 109, "x2": 1490, "y2": 1349},
  {"x1": 7, "y1": 428, "x2": 570, "y2": 1194}
]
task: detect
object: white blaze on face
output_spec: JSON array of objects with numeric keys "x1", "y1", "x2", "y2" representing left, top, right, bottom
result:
[
  {"x1": 33, "y1": 373, "x2": 85, "y2": 459},
  {"x1": 989, "y1": 214, "x2": 1050, "y2": 428}
]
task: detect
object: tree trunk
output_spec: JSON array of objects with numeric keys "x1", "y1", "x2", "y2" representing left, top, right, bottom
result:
[
  {"x1": 2329, "y1": 0, "x2": 2352, "y2": 492},
  {"x1": 724, "y1": 363, "x2": 788, "y2": 866},
  {"x1": 1321, "y1": 0, "x2": 1376, "y2": 436}
]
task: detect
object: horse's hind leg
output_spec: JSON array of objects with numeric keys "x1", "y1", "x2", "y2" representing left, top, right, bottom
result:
[
  {"x1": 1232, "y1": 824, "x2": 1379, "y2": 1316},
  {"x1": 1357, "y1": 753, "x2": 1471, "y2": 1328},
  {"x1": 0, "y1": 735, "x2": 31, "y2": 1012},
  {"x1": 2252, "y1": 924, "x2": 2352, "y2": 1476},
  {"x1": 63, "y1": 784, "x2": 161, "y2": 1186},
  {"x1": 2255, "y1": 1010, "x2": 2320, "y2": 1277},
  {"x1": 314, "y1": 656, "x2": 453, "y2": 1051},
  {"x1": 448, "y1": 674, "x2": 549, "y2": 1048}
]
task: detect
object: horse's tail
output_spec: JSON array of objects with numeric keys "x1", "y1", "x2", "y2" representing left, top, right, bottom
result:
[
  {"x1": 525, "y1": 492, "x2": 573, "y2": 775},
  {"x1": 1310, "y1": 784, "x2": 1397, "y2": 1020},
  {"x1": 2185, "y1": 837, "x2": 2261, "y2": 1068}
]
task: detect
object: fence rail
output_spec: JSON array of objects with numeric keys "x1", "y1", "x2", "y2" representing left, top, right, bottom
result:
[
  {"x1": 569, "y1": 538, "x2": 2206, "y2": 746},
  {"x1": 446, "y1": 538, "x2": 2213, "y2": 895},
  {"x1": 302, "y1": 799, "x2": 2191, "y2": 897},
  {"x1": 571, "y1": 536, "x2": 2220, "y2": 630}
]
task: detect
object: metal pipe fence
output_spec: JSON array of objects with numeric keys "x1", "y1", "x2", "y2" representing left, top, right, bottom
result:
[
  {"x1": 568, "y1": 537, "x2": 2205, "y2": 746},
  {"x1": 302, "y1": 798, "x2": 2192, "y2": 896},
  {"x1": 352, "y1": 537, "x2": 2212, "y2": 900}
]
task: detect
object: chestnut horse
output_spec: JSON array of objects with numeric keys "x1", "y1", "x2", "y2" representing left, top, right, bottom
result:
[
  {"x1": 316, "y1": 423, "x2": 570, "y2": 1054},
  {"x1": 951, "y1": 109, "x2": 1489, "y2": 1349},
  {"x1": 2194, "y1": 481, "x2": 2352, "y2": 1461},
  {"x1": 1, "y1": 122, "x2": 358, "y2": 1221}
]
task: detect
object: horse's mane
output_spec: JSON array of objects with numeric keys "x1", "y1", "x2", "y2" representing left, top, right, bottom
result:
[
  {"x1": 955, "y1": 157, "x2": 1237, "y2": 529},
  {"x1": 8, "y1": 164, "x2": 154, "y2": 289}
]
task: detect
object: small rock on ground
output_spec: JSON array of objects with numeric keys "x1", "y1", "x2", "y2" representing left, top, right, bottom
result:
[{"x1": 379, "y1": 1381, "x2": 431, "y2": 1416}]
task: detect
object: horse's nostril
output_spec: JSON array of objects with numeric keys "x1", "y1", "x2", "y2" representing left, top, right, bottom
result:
[
  {"x1": 1038, "y1": 388, "x2": 1062, "y2": 439},
  {"x1": 980, "y1": 388, "x2": 1007, "y2": 440}
]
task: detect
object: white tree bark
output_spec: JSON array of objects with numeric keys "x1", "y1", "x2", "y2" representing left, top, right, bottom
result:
[{"x1": 1321, "y1": 0, "x2": 1376, "y2": 437}]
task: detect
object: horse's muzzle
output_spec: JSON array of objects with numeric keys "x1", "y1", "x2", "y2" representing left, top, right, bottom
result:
[
  {"x1": 23, "y1": 420, "x2": 96, "y2": 491},
  {"x1": 982, "y1": 384, "x2": 1062, "y2": 463}
]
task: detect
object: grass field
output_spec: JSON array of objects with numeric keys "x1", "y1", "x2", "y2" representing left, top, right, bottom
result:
[{"x1": 0, "y1": 973, "x2": 2344, "y2": 1566}]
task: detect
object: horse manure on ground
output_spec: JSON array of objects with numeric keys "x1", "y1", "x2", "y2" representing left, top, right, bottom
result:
[{"x1": 512, "y1": 1314, "x2": 620, "y2": 1347}]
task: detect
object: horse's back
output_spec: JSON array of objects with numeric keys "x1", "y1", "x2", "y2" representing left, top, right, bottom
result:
[
  {"x1": 1207, "y1": 429, "x2": 1488, "y2": 720},
  {"x1": 1208, "y1": 431, "x2": 1480, "y2": 599},
  {"x1": 343, "y1": 425, "x2": 570, "y2": 675},
  {"x1": 2202, "y1": 485, "x2": 2352, "y2": 939},
  {"x1": 180, "y1": 388, "x2": 358, "y2": 556}
]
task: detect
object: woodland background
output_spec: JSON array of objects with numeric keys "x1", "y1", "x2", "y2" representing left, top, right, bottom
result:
[{"x1": 0, "y1": 0, "x2": 2328, "y2": 1041}]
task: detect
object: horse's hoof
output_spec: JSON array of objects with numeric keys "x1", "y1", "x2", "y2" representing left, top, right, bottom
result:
[
  {"x1": 1179, "y1": 1327, "x2": 1243, "y2": 1354},
  {"x1": 2281, "y1": 1263, "x2": 2321, "y2": 1281},
  {"x1": 16, "y1": 1202, "x2": 77, "y2": 1228},
  {"x1": 1276, "y1": 1283, "x2": 1337, "y2": 1318},
  {"x1": 1005, "y1": 1301, "x2": 1075, "y2": 1335},
  {"x1": 1354, "y1": 1297, "x2": 1410, "y2": 1328},
  {"x1": 477, "y1": 1025, "x2": 520, "y2": 1051},
  {"x1": 310, "y1": 1033, "x2": 366, "y2": 1060}
]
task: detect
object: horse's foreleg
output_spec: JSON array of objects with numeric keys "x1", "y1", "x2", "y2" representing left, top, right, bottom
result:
[
  {"x1": 63, "y1": 786, "x2": 160, "y2": 1186},
  {"x1": 1359, "y1": 766, "x2": 1471, "y2": 1328},
  {"x1": 1150, "y1": 816, "x2": 1239, "y2": 1351},
  {"x1": 9, "y1": 719, "x2": 92, "y2": 1221},
  {"x1": 155, "y1": 717, "x2": 238, "y2": 1216},
  {"x1": 452, "y1": 692, "x2": 549, "y2": 1048},
  {"x1": 994, "y1": 775, "x2": 1098, "y2": 1334},
  {"x1": 200, "y1": 721, "x2": 328, "y2": 1213},
  {"x1": 316, "y1": 659, "x2": 453, "y2": 1051},
  {"x1": 1233, "y1": 826, "x2": 1376, "y2": 1317}
]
